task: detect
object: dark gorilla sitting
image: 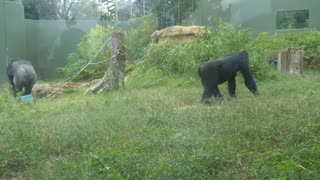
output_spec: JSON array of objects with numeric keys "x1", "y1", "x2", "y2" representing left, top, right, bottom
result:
[
  {"x1": 7, "y1": 58, "x2": 37, "y2": 97},
  {"x1": 198, "y1": 50, "x2": 259, "y2": 103}
]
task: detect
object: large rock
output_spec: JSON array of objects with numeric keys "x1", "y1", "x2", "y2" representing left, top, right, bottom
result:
[{"x1": 151, "y1": 25, "x2": 205, "y2": 44}]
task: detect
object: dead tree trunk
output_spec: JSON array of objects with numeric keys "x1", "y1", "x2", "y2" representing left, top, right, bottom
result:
[
  {"x1": 86, "y1": 31, "x2": 126, "y2": 94},
  {"x1": 278, "y1": 48, "x2": 304, "y2": 76}
]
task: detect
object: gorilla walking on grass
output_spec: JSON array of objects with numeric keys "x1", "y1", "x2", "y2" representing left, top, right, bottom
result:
[
  {"x1": 198, "y1": 50, "x2": 259, "y2": 103},
  {"x1": 7, "y1": 58, "x2": 37, "y2": 97}
]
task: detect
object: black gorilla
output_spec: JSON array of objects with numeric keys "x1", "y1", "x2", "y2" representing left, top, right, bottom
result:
[
  {"x1": 7, "y1": 58, "x2": 37, "y2": 96},
  {"x1": 198, "y1": 50, "x2": 259, "y2": 103}
]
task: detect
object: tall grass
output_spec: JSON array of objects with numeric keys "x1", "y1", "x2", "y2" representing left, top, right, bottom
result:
[{"x1": 1, "y1": 71, "x2": 320, "y2": 179}]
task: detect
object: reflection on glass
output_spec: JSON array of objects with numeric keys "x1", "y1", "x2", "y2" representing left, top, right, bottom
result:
[{"x1": 276, "y1": 9, "x2": 309, "y2": 30}]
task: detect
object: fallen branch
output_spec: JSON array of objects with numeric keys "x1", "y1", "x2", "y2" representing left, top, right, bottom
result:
[{"x1": 38, "y1": 37, "x2": 113, "y2": 98}]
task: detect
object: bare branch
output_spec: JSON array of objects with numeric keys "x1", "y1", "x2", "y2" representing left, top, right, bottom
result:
[
  {"x1": 66, "y1": 1, "x2": 75, "y2": 17},
  {"x1": 41, "y1": 36, "x2": 113, "y2": 98}
]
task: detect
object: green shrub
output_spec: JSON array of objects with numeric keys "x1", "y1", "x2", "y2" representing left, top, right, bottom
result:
[
  {"x1": 125, "y1": 15, "x2": 157, "y2": 63},
  {"x1": 198, "y1": 21, "x2": 251, "y2": 60},
  {"x1": 59, "y1": 20, "x2": 320, "y2": 84},
  {"x1": 246, "y1": 32, "x2": 290, "y2": 80},
  {"x1": 137, "y1": 21, "x2": 252, "y2": 78},
  {"x1": 140, "y1": 42, "x2": 199, "y2": 75},
  {"x1": 134, "y1": 22, "x2": 320, "y2": 83},
  {"x1": 58, "y1": 25, "x2": 113, "y2": 81},
  {"x1": 278, "y1": 32, "x2": 320, "y2": 69}
]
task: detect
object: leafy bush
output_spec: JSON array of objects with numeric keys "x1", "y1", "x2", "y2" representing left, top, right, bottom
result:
[
  {"x1": 134, "y1": 21, "x2": 320, "y2": 83},
  {"x1": 58, "y1": 25, "x2": 113, "y2": 81},
  {"x1": 125, "y1": 15, "x2": 157, "y2": 63},
  {"x1": 278, "y1": 31, "x2": 320, "y2": 69},
  {"x1": 245, "y1": 31, "x2": 320, "y2": 79},
  {"x1": 138, "y1": 21, "x2": 252, "y2": 77},
  {"x1": 246, "y1": 32, "x2": 290, "y2": 80},
  {"x1": 198, "y1": 21, "x2": 251, "y2": 60},
  {"x1": 59, "y1": 20, "x2": 320, "y2": 83},
  {"x1": 140, "y1": 42, "x2": 198, "y2": 75}
]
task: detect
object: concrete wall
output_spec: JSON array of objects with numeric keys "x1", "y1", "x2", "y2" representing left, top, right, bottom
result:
[
  {"x1": 24, "y1": 20, "x2": 98, "y2": 79},
  {"x1": 0, "y1": 1, "x2": 6, "y2": 82},
  {"x1": 193, "y1": 0, "x2": 320, "y2": 33},
  {"x1": 0, "y1": 2, "x2": 106, "y2": 82},
  {"x1": 0, "y1": 1, "x2": 104, "y2": 82},
  {"x1": 272, "y1": 0, "x2": 320, "y2": 33},
  {"x1": 231, "y1": 0, "x2": 274, "y2": 32},
  {"x1": 0, "y1": 1, "x2": 26, "y2": 83},
  {"x1": 24, "y1": 20, "x2": 128, "y2": 80}
]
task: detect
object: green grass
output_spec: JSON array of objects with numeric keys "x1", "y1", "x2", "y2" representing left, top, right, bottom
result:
[{"x1": 1, "y1": 71, "x2": 320, "y2": 179}]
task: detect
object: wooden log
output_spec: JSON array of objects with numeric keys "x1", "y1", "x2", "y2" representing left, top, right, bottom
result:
[
  {"x1": 85, "y1": 31, "x2": 126, "y2": 94},
  {"x1": 278, "y1": 48, "x2": 304, "y2": 76}
]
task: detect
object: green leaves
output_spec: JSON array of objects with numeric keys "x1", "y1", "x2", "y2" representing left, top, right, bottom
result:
[
  {"x1": 150, "y1": 0, "x2": 199, "y2": 29},
  {"x1": 58, "y1": 25, "x2": 113, "y2": 81},
  {"x1": 137, "y1": 22, "x2": 320, "y2": 82},
  {"x1": 139, "y1": 21, "x2": 251, "y2": 77},
  {"x1": 125, "y1": 15, "x2": 157, "y2": 63}
]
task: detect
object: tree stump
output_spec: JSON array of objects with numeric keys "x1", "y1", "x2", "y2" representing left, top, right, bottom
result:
[
  {"x1": 278, "y1": 48, "x2": 304, "y2": 76},
  {"x1": 85, "y1": 31, "x2": 126, "y2": 94}
]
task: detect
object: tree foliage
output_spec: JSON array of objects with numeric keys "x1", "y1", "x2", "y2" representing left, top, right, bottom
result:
[
  {"x1": 58, "y1": 25, "x2": 113, "y2": 81},
  {"x1": 192, "y1": 0, "x2": 231, "y2": 28},
  {"x1": 19, "y1": 0, "x2": 103, "y2": 20},
  {"x1": 101, "y1": 0, "x2": 199, "y2": 29},
  {"x1": 125, "y1": 15, "x2": 156, "y2": 63},
  {"x1": 150, "y1": 0, "x2": 199, "y2": 29},
  {"x1": 276, "y1": 10, "x2": 309, "y2": 30}
]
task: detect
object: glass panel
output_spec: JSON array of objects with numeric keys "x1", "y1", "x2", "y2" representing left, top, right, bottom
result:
[
  {"x1": 276, "y1": 9, "x2": 309, "y2": 30},
  {"x1": 1, "y1": 0, "x2": 320, "y2": 83}
]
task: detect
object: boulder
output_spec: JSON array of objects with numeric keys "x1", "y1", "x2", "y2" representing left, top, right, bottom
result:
[{"x1": 151, "y1": 25, "x2": 205, "y2": 44}]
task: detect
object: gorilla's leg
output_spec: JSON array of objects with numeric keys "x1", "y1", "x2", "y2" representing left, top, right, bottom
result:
[
  {"x1": 7, "y1": 75, "x2": 16, "y2": 95},
  {"x1": 228, "y1": 75, "x2": 236, "y2": 97},
  {"x1": 200, "y1": 71, "x2": 223, "y2": 103},
  {"x1": 201, "y1": 87, "x2": 212, "y2": 104},
  {"x1": 15, "y1": 86, "x2": 23, "y2": 96},
  {"x1": 241, "y1": 70, "x2": 259, "y2": 96},
  {"x1": 24, "y1": 84, "x2": 33, "y2": 95},
  {"x1": 211, "y1": 85, "x2": 222, "y2": 98}
]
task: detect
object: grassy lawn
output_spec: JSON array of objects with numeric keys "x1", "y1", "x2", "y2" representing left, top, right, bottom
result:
[{"x1": 1, "y1": 71, "x2": 320, "y2": 179}]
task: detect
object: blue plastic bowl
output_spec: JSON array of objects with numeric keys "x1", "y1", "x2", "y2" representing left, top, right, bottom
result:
[{"x1": 21, "y1": 94, "x2": 33, "y2": 101}]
